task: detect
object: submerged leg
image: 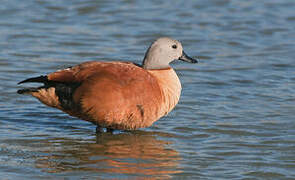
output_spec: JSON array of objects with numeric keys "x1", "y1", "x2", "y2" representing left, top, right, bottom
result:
[
  {"x1": 96, "y1": 125, "x2": 104, "y2": 134},
  {"x1": 96, "y1": 125, "x2": 115, "y2": 134},
  {"x1": 106, "y1": 128, "x2": 114, "y2": 133}
]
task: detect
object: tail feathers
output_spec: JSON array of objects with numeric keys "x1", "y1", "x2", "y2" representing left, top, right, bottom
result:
[
  {"x1": 18, "y1": 76, "x2": 48, "y2": 85},
  {"x1": 17, "y1": 87, "x2": 40, "y2": 94}
]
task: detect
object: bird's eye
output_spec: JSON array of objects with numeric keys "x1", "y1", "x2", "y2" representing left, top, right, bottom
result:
[{"x1": 172, "y1": 44, "x2": 177, "y2": 49}]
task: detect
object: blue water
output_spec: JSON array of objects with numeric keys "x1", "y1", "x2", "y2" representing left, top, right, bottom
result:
[{"x1": 0, "y1": 0, "x2": 295, "y2": 179}]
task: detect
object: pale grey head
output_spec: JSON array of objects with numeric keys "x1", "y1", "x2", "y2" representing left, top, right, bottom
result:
[{"x1": 142, "y1": 37, "x2": 198, "y2": 70}]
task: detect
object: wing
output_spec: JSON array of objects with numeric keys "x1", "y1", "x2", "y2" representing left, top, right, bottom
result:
[
  {"x1": 17, "y1": 61, "x2": 130, "y2": 110},
  {"x1": 17, "y1": 61, "x2": 101, "y2": 110}
]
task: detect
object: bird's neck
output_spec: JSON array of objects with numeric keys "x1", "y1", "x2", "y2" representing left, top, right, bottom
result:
[{"x1": 142, "y1": 52, "x2": 170, "y2": 70}]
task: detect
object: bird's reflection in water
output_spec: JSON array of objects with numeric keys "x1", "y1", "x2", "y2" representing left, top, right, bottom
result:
[{"x1": 35, "y1": 130, "x2": 181, "y2": 178}]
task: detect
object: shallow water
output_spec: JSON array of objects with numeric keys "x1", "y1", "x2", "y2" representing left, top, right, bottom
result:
[{"x1": 1, "y1": 0, "x2": 295, "y2": 179}]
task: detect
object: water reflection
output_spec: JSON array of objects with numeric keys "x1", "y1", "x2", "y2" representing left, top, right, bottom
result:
[{"x1": 35, "y1": 131, "x2": 181, "y2": 178}]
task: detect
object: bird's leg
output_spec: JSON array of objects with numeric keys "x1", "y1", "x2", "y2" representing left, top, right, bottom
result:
[
  {"x1": 96, "y1": 125, "x2": 104, "y2": 134},
  {"x1": 106, "y1": 128, "x2": 114, "y2": 133}
]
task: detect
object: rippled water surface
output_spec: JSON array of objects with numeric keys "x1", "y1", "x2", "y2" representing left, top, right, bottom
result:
[{"x1": 1, "y1": 0, "x2": 295, "y2": 179}]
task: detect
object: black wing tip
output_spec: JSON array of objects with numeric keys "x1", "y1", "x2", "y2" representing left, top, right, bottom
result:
[
  {"x1": 17, "y1": 89, "x2": 25, "y2": 94},
  {"x1": 17, "y1": 88, "x2": 39, "y2": 94},
  {"x1": 18, "y1": 75, "x2": 48, "y2": 85}
]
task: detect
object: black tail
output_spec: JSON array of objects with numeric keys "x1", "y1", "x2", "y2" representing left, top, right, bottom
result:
[
  {"x1": 17, "y1": 75, "x2": 48, "y2": 94},
  {"x1": 17, "y1": 75, "x2": 80, "y2": 110},
  {"x1": 18, "y1": 76, "x2": 48, "y2": 84}
]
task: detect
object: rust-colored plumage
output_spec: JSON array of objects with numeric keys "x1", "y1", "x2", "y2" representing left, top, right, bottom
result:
[{"x1": 18, "y1": 37, "x2": 197, "y2": 131}]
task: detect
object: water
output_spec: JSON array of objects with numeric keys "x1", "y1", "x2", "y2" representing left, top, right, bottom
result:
[{"x1": 1, "y1": 0, "x2": 295, "y2": 179}]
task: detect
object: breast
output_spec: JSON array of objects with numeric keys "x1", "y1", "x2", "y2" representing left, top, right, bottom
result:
[{"x1": 148, "y1": 68, "x2": 182, "y2": 116}]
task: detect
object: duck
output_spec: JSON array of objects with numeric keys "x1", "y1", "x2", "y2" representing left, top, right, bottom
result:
[{"x1": 17, "y1": 37, "x2": 198, "y2": 132}]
